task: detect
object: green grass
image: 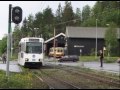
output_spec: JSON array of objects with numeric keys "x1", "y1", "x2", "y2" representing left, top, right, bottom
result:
[
  {"x1": 10, "y1": 54, "x2": 18, "y2": 60},
  {"x1": 0, "y1": 69, "x2": 48, "y2": 89},
  {"x1": 0, "y1": 70, "x2": 32, "y2": 89},
  {"x1": 79, "y1": 56, "x2": 98, "y2": 62},
  {"x1": 79, "y1": 56, "x2": 118, "y2": 63},
  {"x1": 103, "y1": 57, "x2": 118, "y2": 63}
]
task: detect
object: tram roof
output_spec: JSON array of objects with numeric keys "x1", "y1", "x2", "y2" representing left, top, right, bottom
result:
[{"x1": 19, "y1": 37, "x2": 44, "y2": 43}]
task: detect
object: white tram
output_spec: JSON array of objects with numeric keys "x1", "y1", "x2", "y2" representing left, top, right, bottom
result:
[{"x1": 18, "y1": 37, "x2": 44, "y2": 67}]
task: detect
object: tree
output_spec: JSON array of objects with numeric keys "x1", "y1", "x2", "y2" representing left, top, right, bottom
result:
[
  {"x1": 43, "y1": 6, "x2": 54, "y2": 25},
  {"x1": 42, "y1": 6, "x2": 54, "y2": 39},
  {"x1": 21, "y1": 17, "x2": 28, "y2": 37},
  {"x1": 34, "y1": 12, "x2": 43, "y2": 37},
  {"x1": 91, "y1": 1, "x2": 120, "y2": 27},
  {"x1": 55, "y1": 3, "x2": 64, "y2": 34},
  {"x1": 0, "y1": 36, "x2": 7, "y2": 55},
  {"x1": 81, "y1": 17, "x2": 96, "y2": 27},
  {"x1": 12, "y1": 25, "x2": 22, "y2": 53},
  {"x1": 62, "y1": 1, "x2": 75, "y2": 26},
  {"x1": 55, "y1": 3, "x2": 63, "y2": 21},
  {"x1": 105, "y1": 22, "x2": 118, "y2": 56},
  {"x1": 74, "y1": 8, "x2": 82, "y2": 26},
  {"x1": 82, "y1": 5, "x2": 91, "y2": 23},
  {"x1": 27, "y1": 14, "x2": 35, "y2": 37}
]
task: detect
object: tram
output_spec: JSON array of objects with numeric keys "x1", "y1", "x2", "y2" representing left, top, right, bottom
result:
[{"x1": 18, "y1": 37, "x2": 44, "y2": 67}]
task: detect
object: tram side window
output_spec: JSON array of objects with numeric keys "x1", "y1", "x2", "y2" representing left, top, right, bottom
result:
[
  {"x1": 19, "y1": 45, "x2": 21, "y2": 52},
  {"x1": 26, "y1": 46, "x2": 28, "y2": 53},
  {"x1": 20, "y1": 43, "x2": 26, "y2": 52},
  {"x1": 19, "y1": 43, "x2": 25, "y2": 52}
]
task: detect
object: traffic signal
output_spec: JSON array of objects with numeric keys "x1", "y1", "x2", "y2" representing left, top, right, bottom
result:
[{"x1": 12, "y1": 6, "x2": 22, "y2": 24}]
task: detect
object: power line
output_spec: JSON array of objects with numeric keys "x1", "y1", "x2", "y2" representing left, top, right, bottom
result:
[{"x1": 54, "y1": 18, "x2": 81, "y2": 26}]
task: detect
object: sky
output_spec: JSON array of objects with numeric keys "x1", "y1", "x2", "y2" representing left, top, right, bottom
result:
[{"x1": 0, "y1": 1, "x2": 96, "y2": 40}]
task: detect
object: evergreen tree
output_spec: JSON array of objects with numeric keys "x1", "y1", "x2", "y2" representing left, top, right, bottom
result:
[
  {"x1": 55, "y1": 3, "x2": 64, "y2": 34},
  {"x1": 34, "y1": 12, "x2": 43, "y2": 37},
  {"x1": 74, "y1": 8, "x2": 82, "y2": 26},
  {"x1": 82, "y1": 5, "x2": 91, "y2": 23},
  {"x1": 42, "y1": 6, "x2": 54, "y2": 39},
  {"x1": 27, "y1": 14, "x2": 35, "y2": 37},
  {"x1": 62, "y1": 1, "x2": 75, "y2": 26},
  {"x1": 12, "y1": 25, "x2": 21, "y2": 53},
  {"x1": 21, "y1": 17, "x2": 28, "y2": 37}
]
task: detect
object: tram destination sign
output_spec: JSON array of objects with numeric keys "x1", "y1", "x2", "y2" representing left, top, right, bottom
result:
[{"x1": 29, "y1": 39, "x2": 39, "y2": 42}]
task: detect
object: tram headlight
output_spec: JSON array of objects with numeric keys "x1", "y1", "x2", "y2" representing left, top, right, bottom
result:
[{"x1": 25, "y1": 58, "x2": 29, "y2": 62}]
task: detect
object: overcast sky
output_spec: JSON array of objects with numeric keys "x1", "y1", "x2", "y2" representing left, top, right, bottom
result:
[{"x1": 0, "y1": 1, "x2": 96, "y2": 40}]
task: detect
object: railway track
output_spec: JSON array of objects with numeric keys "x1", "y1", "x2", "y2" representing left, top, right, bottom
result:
[
  {"x1": 31, "y1": 69, "x2": 80, "y2": 89},
  {"x1": 45, "y1": 64, "x2": 120, "y2": 88},
  {"x1": 28, "y1": 64, "x2": 120, "y2": 89}
]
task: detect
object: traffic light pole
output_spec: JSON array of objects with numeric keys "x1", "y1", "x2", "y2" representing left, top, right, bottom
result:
[
  {"x1": 6, "y1": 4, "x2": 12, "y2": 77},
  {"x1": 6, "y1": 4, "x2": 22, "y2": 77}
]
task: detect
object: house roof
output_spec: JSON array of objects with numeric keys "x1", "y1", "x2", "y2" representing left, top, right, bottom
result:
[
  {"x1": 66, "y1": 26, "x2": 120, "y2": 39},
  {"x1": 45, "y1": 33, "x2": 65, "y2": 43}
]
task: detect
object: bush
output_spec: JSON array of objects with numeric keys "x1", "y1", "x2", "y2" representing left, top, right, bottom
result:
[
  {"x1": 104, "y1": 57, "x2": 117, "y2": 63},
  {"x1": 90, "y1": 48, "x2": 95, "y2": 56}
]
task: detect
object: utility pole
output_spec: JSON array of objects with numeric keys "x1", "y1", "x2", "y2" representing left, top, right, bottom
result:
[
  {"x1": 11, "y1": 28, "x2": 13, "y2": 58},
  {"x1": 53, "y1": 27, "x2": 57, "y2": 69},
  {"x1": 95, "y1": 19, "x2": 98, "y2": 59},
  {"x1": 7, "y1": 4, "x2": 22, "y2": 77},
  {"x1": 6, "y1": 4, "x2": 12, "y2": 77},
  {"x1": 53, "y1": 28, "x2": 56, "y2": 62},
  {"x1": 117, "y1": 59, "x2": 120, "y2": 85}
]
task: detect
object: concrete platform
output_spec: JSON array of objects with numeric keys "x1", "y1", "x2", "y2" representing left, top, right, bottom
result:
[{"x1": 0, "y1": 61, "x2": 22, "y2": 72}]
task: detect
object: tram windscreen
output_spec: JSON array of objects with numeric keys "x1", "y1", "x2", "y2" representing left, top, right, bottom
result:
[{"x1": 26, "y1": 42, "x2": 42, "y2": 54}]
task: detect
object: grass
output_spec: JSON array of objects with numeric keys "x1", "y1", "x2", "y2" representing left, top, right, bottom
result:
[
  {"x1": 0, "y1": 68, "x2": 48, "y2": 89},
  {"x1": 10, "y1": 54, "x2": 18, "y2": 60},
  {"x1": 79, "y1": 56, "x2": 98, "y2": 62},
  {"x1": 79, "y1": 56, "x2": 118, "y2": 63},
  {"x1": 103, "y1": 57, "x2": 118, "y2": 63}
]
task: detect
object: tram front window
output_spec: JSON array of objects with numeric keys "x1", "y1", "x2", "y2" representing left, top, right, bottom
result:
[{"x1": 26, "y1": 42, "x2": 42, "y2": 54}]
